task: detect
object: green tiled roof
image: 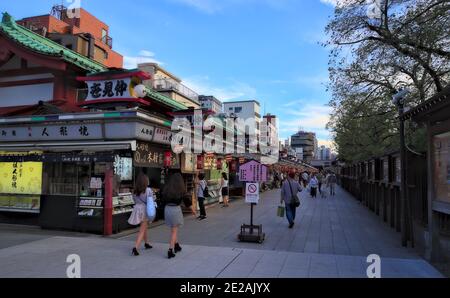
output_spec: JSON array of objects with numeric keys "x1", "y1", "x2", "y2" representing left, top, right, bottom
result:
[
  {"x1": 144, "y1": 86, "x2": 187, "y2": 111},
  {"x1": 0, "y1": 12, "x2": 106, "y2": 73}
]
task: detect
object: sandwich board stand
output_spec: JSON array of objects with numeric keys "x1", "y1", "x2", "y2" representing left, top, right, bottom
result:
[{"x1": 237, "y1": 160, "x2": 267, "y2": 243}]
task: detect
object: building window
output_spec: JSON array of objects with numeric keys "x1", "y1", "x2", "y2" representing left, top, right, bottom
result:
[
  {"x1": 229, "y1": 107, "x2": 233, "y2": 111},
  {"x1": 102, "y1": 29, "x2": 107, "y2": 39},
  {"x1": 234, "y1": 107, "x2": 242, "y2": 113}
]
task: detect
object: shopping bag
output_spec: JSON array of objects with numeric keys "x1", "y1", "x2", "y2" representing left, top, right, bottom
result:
[
  {"x1": 277, "y1": 205, "x2": 285, "y2": 218},
  {"x1": 146, "y1": 188, "x2": 156, "y2": 222}
]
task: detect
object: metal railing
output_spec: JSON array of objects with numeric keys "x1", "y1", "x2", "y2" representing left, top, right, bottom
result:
[{"x1": 153, "y1": 78, "x2": 199, "y2": 103}]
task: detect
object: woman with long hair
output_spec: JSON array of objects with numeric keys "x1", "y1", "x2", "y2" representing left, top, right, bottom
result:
[
  {"x1": 128, "y1": 173, "x2": 154, "y2": 256},
  {"x1": 162, "y1": 172, "x2": 196, "y2": 259},
  {"x1": 221, "y1": 172, "x2": 230, "y2": 207}
]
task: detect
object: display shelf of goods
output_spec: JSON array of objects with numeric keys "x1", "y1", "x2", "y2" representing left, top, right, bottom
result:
[
  {"x1": 77, "y1": 197, "x2": 104, "y2": 217},
  {"x1": 113, "y1": 193, "x2": 134, "y2": 207},
  {"x1": 0, "y1": 195, "x2": 40, "y2": 213},
  {"x1": 113, "y1": 206, "x2": 134, "y2": 215},
  {"x1": 112, "y1": 193, "x2": 134, "y2": 215}
]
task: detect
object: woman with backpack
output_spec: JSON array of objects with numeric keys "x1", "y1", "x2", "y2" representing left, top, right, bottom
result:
[
  {"x1": 128, "y1": 173, "x2": 155, "y2": 256},
  {"x1": 195, "y1": 173, "x2": 208, "y2": 220},
  {"x1": 162, "y1": 172, "x2": 196, "y2": 259}
]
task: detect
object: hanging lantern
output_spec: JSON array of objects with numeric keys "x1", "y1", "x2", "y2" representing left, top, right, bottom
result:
[{"x1": 164, "y1": 151, "x2": 172, "y2": 167}]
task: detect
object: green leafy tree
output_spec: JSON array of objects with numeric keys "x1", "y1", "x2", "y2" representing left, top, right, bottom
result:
[{"x1": 325, "y1": 0, "x2": 450, "y2": 162}]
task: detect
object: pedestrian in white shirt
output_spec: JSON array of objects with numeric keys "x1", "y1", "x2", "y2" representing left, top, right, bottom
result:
[{"x1": 309, "y1": 174, "x2": 319, "y2": 198}]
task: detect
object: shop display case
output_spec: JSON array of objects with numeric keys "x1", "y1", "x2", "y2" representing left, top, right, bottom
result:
[{"x1": 112, "y1": 193, "x2": 134, "y2": 215}]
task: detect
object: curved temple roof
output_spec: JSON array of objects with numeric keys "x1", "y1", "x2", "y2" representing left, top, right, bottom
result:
[{"x1": 0, "y1": 12, "x2": 106, "y2": 73}]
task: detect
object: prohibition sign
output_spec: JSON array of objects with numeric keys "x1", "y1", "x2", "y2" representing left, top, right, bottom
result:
[{"x1": 248, "y1": 183, "x2": 257, "y2": 193}]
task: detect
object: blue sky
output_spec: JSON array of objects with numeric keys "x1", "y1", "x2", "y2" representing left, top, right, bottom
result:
[{"x1": 2, "y1": 0, "x2": 337, "y2": 146}]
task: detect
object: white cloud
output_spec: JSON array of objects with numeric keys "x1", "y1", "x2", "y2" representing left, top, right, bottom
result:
[
  {"x1": 182, "y1": 76, "x2": 257, "y2": 101},
  {"x1": 296, "y1": 73, "x2": 330, "y2": 90},
  {"x1": 123, "y1": 50, "x2": 163, "y2": 69},
  {"x1": 170, "y1": 0, "x2": 298, "y2": 14},
  {"x1": 170, "y1": 0, "x2": 224, "y2": 14},
  {"x1": 282, "y1": 99, "x2": 304, "y2": 107},
  {"x1": 319, "y1": 0, "x2": 359, "y2": 7},
  {"x1": 279, "y1": 103, "x2": 332, "y2": 142}
]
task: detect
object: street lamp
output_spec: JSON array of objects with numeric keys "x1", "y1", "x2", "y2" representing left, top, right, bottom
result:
[{"x1": 392, "y1": 88, "x2": 412, "y2": 247}]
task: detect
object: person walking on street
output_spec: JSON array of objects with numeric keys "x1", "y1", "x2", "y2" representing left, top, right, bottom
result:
[
  {"x1": 195, "y1": 173, "x2": 208, "y2": 220},
  {"x1": 317, "y1": 171, "x2": 324, "y2": 195},
  {"x1": 327, "y1": 171, "x2": 337, "y2": 196},
  {"x1": 162, "y1": 173, "x2": 196, "y2": 259},
  {"x1": 128, "y1": 173, "x2": 154, "y2": 256},
  {"x1": 309, "y1": 173, "x2": 319, "y2": 198},
  {"x1": 301, "y1": 171, "x2": 309, "y2": 188},
  {"x1": 281, "y1": 171, "x2": 303, "y2": 228},
  {"x1": 221, "y1": 172, "x2": 230, "y2": 207}
]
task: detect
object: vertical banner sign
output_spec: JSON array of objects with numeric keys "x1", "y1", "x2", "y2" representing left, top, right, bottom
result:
[{"x1": 196, "y1": 155, "x2": 204, "y2": 170}]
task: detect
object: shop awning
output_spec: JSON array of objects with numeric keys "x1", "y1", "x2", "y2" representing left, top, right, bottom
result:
[{"x1": 0, "y1": 140, "x2": 137, "y2": 152}]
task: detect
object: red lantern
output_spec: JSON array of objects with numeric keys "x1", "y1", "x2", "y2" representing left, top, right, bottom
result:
[
  {"x1": 196, "y1": 155, "x2": 204, "y2": 170},
  {"x1": 216, "y1": 158, "x2": 223, "y2": 170},
  {"x1": 164, "y1": 151, "x2": 172, "y2": 167}
]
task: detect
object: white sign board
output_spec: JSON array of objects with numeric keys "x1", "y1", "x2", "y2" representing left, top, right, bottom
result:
[{"x1": 245, "y1": 182, "x2": 260, "y2": 204}]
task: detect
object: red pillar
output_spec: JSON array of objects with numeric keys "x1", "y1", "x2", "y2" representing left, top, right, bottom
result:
[{"x1": 103, "y1": 167, "x2": 113, "y2": 236}]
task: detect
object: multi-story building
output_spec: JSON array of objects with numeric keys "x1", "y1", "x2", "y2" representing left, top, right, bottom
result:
[
  {"x1": 17, "y1": 5, "x2": 123, "y2": 68},
  {"x1": 290, "y1": 131, "x2": 318, "y2": 163},
  {"x1": 138, "y1": 63, "x2": 200, "y2": 109},
  {"x1": 199, "y1": 95, "x2": 222, "y2": 114},
  {"x1": 260, "y1": 113, "x2": 279, "y2": 164},
  {"x1": 315, "y1": 145, "x2": 332, "y2": 161},
  {"x1": 223, "y1": 100, "x2": 261, "y2": 134},
  {"x1": 284, "y1": 138, "x2": 290, "y2": 149}
]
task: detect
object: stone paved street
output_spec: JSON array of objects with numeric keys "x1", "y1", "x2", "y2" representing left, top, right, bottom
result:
[{"x1": 0, "y1": 186, "x2": 443, "y2": 278}]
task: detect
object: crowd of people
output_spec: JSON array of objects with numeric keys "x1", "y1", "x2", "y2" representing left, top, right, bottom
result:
[
  {"x1": 271, "y1": 169, "x2": 337, "y2": 197},
  {"x1": 128, "y1": 168, "x2": 338, "y2": 258}
]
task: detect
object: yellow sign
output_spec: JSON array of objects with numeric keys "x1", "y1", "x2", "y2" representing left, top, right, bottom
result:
[{"x1": 0, "y1": 162, "x2": 43, "y2": 195}]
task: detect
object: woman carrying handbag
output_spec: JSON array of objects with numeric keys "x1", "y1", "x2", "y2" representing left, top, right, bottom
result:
[
  {"x1": 280, "y1": 171, "x2": 302, "y2": 229},
  {"x1": 128, "y1": 173, "x2": 155, "y2": 256}
]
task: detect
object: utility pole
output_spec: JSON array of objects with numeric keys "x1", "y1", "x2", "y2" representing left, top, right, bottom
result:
[{"x1": 393, "y1": 88, "x2": 412, "y2": 247}]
